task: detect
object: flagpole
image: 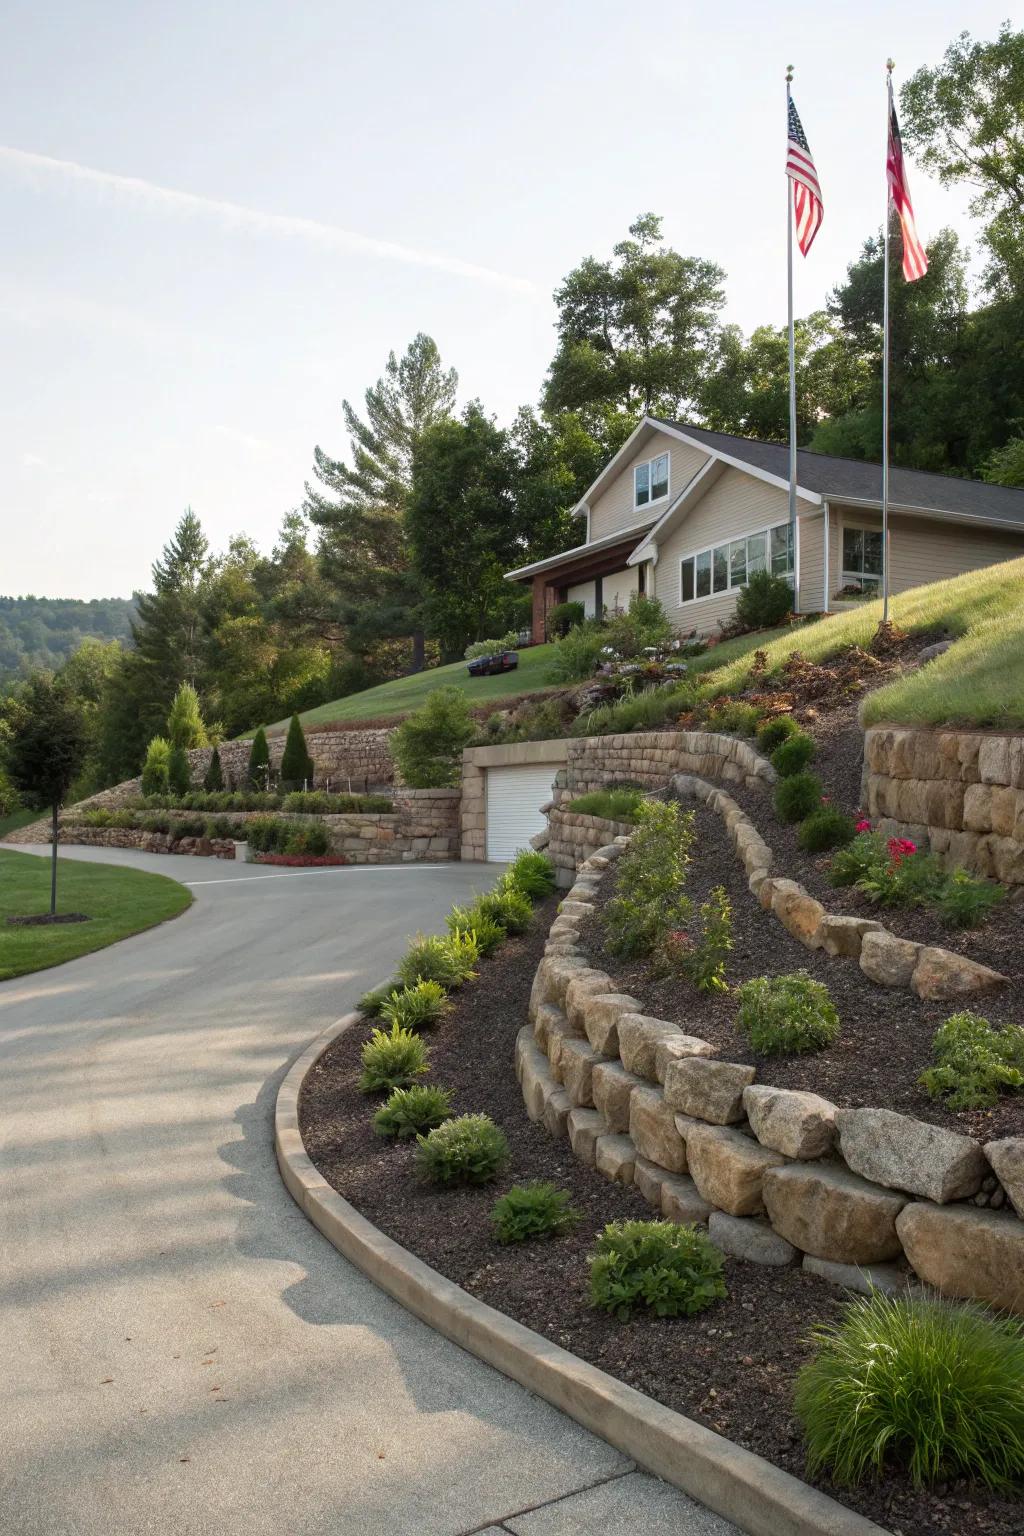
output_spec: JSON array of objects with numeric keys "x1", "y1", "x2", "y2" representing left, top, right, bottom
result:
[
  {"x1": 881, "y1": 59, "x2": 894, "y2": 625},
  {"x1": 786, "y1": 64, "x2": 799, "y2": 616}
]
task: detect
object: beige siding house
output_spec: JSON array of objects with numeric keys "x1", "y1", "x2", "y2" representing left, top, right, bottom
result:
[{"x1": 506, "y1": 418, "x2": 1024, "y2": 642}]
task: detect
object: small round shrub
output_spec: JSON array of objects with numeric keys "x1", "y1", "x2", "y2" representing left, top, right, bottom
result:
[
  {"x1": 588, "y1": 1220, "x2": 726, "y2": 1320},
  {"x1": 773, "y1": 770, "x2": 823, "y2": 823},
  {"x1": 547, "y1": 600, "x2": 585, "y2": 637},
  {"x1": 373, "y1": 1083, "x2": 453, "y2": 1139},
  {"x1": 396, "y1": 931, "x2": 479, "y2": 990},
  {"x1": 736, "y1": 971, "x2": 839, "y2": 1055},
  {"x1": 756, "y1": 714, "x2": 798, "y2": 754},
  {"x1": 415, "y1": 1113, "x2": 510, "y2": 1186},
  {"x1": 445, "y1": 902, "x2": 506, "y2": 956},
  {"x1": 797, "y1": 807, "x2": 857, "y2": 853},
  {"x1": 795, "y1": 1290, "x2": 1024, "y2": 1489},
  {"x1": 771, "y1": 732, "x2": 816, "y2": 777},
  {"x1": 475, "y1": 886, "x2": 534, "y2": 934},
  {"x1": 490, "y1": 1181, "x2": 580, "y2": 1244},
  {"x1": 380, "y1": 979, "x2": 451, "y2": 1032},
  {"x1": 919, "y1": 1010, "x2": 1024, "y2": 1109},
  {"x1": 734, "y1": 569, "x2": 794, "y2": 631},
  {"x1": 503, "y1": 849, "x2": 556, "y2": 901},
  {"x1": 358, "y1": 1022, "x2": 429, "y2": 1093}
]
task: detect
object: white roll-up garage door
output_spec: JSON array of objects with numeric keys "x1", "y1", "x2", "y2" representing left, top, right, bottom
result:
[{"x1": 485, "y1": 764, "x2": 557, "y2": 863}]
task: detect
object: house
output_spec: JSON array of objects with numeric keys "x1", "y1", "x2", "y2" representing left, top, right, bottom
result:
[{"x1": 505, "y1": 418, "x2": 1024, "y2": 643}]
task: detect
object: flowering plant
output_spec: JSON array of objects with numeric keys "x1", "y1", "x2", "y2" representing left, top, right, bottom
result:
[
  {"x1": 855, "y1": 818, "x2": 872, "y2": 833},
  {"x1": 887, "y1": 836, "x2": 918, "y2": 863}
]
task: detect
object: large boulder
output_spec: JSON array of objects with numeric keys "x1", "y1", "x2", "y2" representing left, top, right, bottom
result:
[
  {"x1": 742, "y1": 1085, "x2": 836, "y2": 1160},
  {"x1": 565, "y1": 970, "x2": 616, "y2": 1029},
  {"x1": 629, "y1": 1085, "x2": 687, "y2": 1174},
  {"x1": 708, "y1": 1212, "x2": 798, "y2": 1267},
  {"x1": 516, "y1": 1029, "x2": 552, "y2": 1123},
  {"x1": 633, "y1": 1155, "x2": 670, "y2": 1209},
  {"x1": 859, "y1": 931, "x2": 920, "y2": 988},
  {"x1": 763, "y1": 1163, "x2": 906, "y2": 1264},
  {"x1": 771, "y1": 885, "x2": 826, "y2": 949},
  {"x1": 545, "y1": 1012, "x2": 585, "y2": 1083},
  {"x1": 558, "y1": 1038, "x2": 608, "y2": 1108},
  {"x1": 683, "y1": 1122, "x2": 786, "y2": 1216},
  {"x1": 984, "y1": 1137, "x2": 1024, "y2": 1218},
  {"x1": 817, "y1": 914, "x2": 883, "y2": 959},
  {"x1": 580, "y1": 992, "x2": 643, "y2": 1055},
  {"x1": 618, "y1": 1014, "x2": 686, "y2": 1081},
  {"x1": 896, "y1": 1202, "x2": 1024, "y2": 1314},
  {"x1": 910, "y1": 947, "x2": 1008, "y2": 1002},
  {"x1": 542, "y1": 1084, "x2": 572, "y2": 1139},
  {"x1": 532, "y1": 1002, "x2": 567, "y2": 1052},
  {"x1": 654, "y1": 1033, "x2": 717, "y2": 1083},
  {"x1": 592, "y1": 1061, "x2": 644, "y2": 1134},
  {"x1": 835, "y1": 1106, "x2": 987, "y2": 1203},
  {"x1": 663, "y1": 1057, "x2": 756, "y2": 1125}
]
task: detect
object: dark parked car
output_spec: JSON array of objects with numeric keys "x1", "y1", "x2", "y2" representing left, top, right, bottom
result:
[{"x1": 467, "y1": 649, "x2": 519, "y2": 678}]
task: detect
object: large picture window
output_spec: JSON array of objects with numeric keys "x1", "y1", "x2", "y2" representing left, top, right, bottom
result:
[
  {"x1": 679, "y1": 522, "x2": 793, "y2": 606},
  {"x1": 634, "y1": 452, "x2": 670, "y2": 508},
  {"x1": 842, "y1": 526, "x2": 883, "y2": 592}
]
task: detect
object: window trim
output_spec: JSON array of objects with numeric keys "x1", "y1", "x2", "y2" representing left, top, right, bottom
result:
[
  {"x1": 678, "y1": 519, "x2": 795, "y2": 607},
  {"x1": 633, "y1": 450, "x2": 671, "y2": 510},
  {"x1": 840, "y1": 520, "x2": 884, "y2": 589}
]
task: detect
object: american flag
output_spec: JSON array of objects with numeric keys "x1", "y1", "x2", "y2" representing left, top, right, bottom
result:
[
  {"x1": 887, "y1": 80, "x2": 928, "y2": 281},
  {"x1": 786, "y1": 96, "x2": 823, "y2": 256}
]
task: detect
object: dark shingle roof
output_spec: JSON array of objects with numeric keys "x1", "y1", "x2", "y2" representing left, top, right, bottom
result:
[{"x1": 653, "y1": 419, "x2": 1024, "y2": 527}]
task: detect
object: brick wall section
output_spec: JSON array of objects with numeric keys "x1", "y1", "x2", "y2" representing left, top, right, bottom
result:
[{"x1": 864, "y1": 725, "x2": 1024, "y2": 883}]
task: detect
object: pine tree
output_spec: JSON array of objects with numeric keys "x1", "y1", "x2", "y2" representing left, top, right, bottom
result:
[
  {"x1": 167, "y1": 742, "x2": 191, "y2": 798},
  {"x1": 279, "y1": 714, "x2": 314, "y2": 789},
  {"x1": 132, "y1": 509, "x2": 210, "y2": 706},
  {"x1": 167, "y1": 681, "x2": 208, "y2": 750},
  {"x1": 203, "y1": 745, "x2": 225, "y2": 792},
  {"x1": 141, "y1": 736, "x2": 171, "y2": 795},
  {"x1": 247, "y1": 727, "x2": 270, "y2": 789}
]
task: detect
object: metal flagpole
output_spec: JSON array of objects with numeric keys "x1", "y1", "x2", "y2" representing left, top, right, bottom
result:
[
  {"x1": 786, "y1": 65, "x2": 799, "y2": 616},
  {"x1": 881, "y1": 59, "x2": 894, "y2": 624}
]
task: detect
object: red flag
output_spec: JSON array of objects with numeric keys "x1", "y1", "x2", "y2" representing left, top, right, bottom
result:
[{"x1": 887, "y1": 79, "x2": 928, "y2": 281}]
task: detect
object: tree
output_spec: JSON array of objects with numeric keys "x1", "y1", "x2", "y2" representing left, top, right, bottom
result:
[
  {"x1": 391, "y1": 687, "x2": 475, "y2": 788},
  {"x1": 167, "y1": 742, "x2": 191, "y2": 798},
  {"x1": 247, "y1": 727, "x2": 270, "y2": 789},
  {"x1": 166, "y1": 681, "x2": 208, "y2": 750},
  {"x1": 983, "y1": 434, "x2": 1024, "y2": 486},
  {"x1": 543, "y1": 214, "x2": 726, "y2": 426},
  {"x1": 702, "y1": 314, "x2": 869, "y2": 442},
  {"x1": 141, "y1": 737, "x2": 171, "y2": 795},
  {"x1": 203, "y1": 745, "x2": 225, "y2": 791},
  {"x1": 280, "y1": 714, "x2": 314, "y2": 789},
  {"x1": 131, "y1": 509, "x2": 211, "y2": 730},
  {"x1": 3, "y1": 674, "x2": 87, "y2": 915}
]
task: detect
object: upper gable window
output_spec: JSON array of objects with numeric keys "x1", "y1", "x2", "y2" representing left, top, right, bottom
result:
[{"x1": 633, "y1": 452, "x2": 669, "y2": 509}]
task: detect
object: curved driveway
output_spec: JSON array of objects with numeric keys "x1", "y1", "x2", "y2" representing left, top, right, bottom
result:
[{"x1": 0, "y1": 846, "x2": 733, "y2": 1536}]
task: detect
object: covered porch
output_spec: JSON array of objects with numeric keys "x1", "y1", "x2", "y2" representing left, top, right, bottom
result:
[{"x1": 506, "y1": 527, "x2": 656, "y2": 644}]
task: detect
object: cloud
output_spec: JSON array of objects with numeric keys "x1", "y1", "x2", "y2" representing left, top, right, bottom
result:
[
  {"x1": 213, "y1": 423, "x2": 270, "y2": 453},
  {"x1": 0, "y1": 145, "x2": 536, "y2": 295}
]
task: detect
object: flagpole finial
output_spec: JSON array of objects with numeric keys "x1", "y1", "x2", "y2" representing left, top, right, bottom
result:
[
  {"x1": 886, "y1": 57, "x2": 895, "y2": 75},
  {"x1": 786, "y1": 64, "x2": 794, "y2": 83}
]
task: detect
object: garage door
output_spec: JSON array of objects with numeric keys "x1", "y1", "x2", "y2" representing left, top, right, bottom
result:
[{"x1": 485, "y1": 764, "x2": 557, "y2": 863}]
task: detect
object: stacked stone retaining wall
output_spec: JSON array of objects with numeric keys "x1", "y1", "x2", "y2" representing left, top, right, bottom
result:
[{"x1": 546, "y1": 807, "x2": 635, "y2": 884}]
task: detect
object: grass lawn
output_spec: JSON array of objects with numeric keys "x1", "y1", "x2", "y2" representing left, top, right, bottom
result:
[
  {"x1": 0, "y1": 807, "x2": 41, "y2": 840},
  {"x1": 0, "y1": 849, "x2": 193, "y2": 981}
]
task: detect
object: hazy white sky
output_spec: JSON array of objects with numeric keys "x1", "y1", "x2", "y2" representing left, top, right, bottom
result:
[{"x1": 0, "y1": 0, "x2": 1010, "y2": 599}]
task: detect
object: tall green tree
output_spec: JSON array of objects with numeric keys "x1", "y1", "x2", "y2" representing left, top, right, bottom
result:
[
  {"x1": 3, "y1": 675, "x2": 87, "y2": 914},
  {"x1": 166, "y1": 682, "x2": 208, "y2": 750},
  {"x1": 702, "y1": 314, "x2": 869, "y2": 443}
]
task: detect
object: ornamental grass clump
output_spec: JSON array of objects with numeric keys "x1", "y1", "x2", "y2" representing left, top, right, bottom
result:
[
  {"x1": 604, "y1": 800, "x2": 694, "y2": 960},
  {"x1": 475, "y1": 885, "x2": 533, "y2": 935},
  {"x1": 358, "y1": 1022, "x2": 429, "y2": 1093},
  {"x1": 736, "y1": 972, "x2": 839, "y2": 1056},
  {"x1": 588, "y1": 1220, "x2": 726, "y2": 1320},
  {"x1": 773, "y1": 771, "x2": 823, "y2": 824},
  {"x1": 503, "y1": 848, "x2": 556, "y2": 900},
  {"x1": 445, "y1": 902, "x2": 506, "y2": 956},
  {"x1": 373, "y1": 1084, "x2": 453, "y2": 1139},
  {"x1": 415, "y1": 1113, "x2": 510, "y2": 1186},
  {"x1": 396, "y1": 931, "x2": 479, "y2": 990},
  {"x1": 795, "y1": 1290, "x2": 1024, "y2": 1489},
  {"x1": 490, "y1": 1181, "x2": 580, "y2": 1244},
  {"x1": 919, "y1": 1010, "x2": 1024, "y2": 1110},
  {"x1": 380, "y1": 979, "x2": 450, "y2": 1032}
]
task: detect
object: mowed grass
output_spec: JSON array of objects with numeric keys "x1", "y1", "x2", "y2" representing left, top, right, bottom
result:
[
  {"x1": 0, "y1": 849, "x2": 193, "y2": 981},
  {"x1": 0, "y1": 807, "x2": 39, "y2": 840}
]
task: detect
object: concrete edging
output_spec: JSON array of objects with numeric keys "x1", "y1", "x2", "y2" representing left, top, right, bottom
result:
[{"x1": 275, "y1": 1012, "x2": 889, "y2": 1536}]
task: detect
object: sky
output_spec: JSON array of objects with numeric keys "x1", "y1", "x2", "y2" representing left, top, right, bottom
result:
[{"x1": 0, "y1": 0, "x2": 1011, "y2": 600}]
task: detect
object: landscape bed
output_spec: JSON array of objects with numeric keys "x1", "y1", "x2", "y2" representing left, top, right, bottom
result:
[{"x1": 300, "y1": 895, "x2": 1022, "y2": 1536}]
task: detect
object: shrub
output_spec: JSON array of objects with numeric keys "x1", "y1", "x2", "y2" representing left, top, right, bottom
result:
[
  {"x1": 205, "y1": 814, "x2": 242, "y2": 840},
  {"x1": 203, "y1": 745, "x2": 225, "y2": 792},
  {"x1": 683, "y1": 885, "x2": 732, "y2": 992},
  {"x1": 373, "y1": 1084, "x2": 453, "y2": 1139},
  {"x1": 771, "y1": 733, "x2": 816, "y2": 776},
  {"x1": 829, "y1": 830, "x2": 886, "y2": 888},
  {"x1": 797, "y1": 807, "x2": 857, "y2": 852},
  {"x1": 415, "y1": 1113, "x2": 510, "y2": 1186},
  {"x1": 546, "y1": 619, "x2": 609, "y2": 682},
  {"x1": 858, "y1": 843, "x2": 943, "y2": 908},
  {"x1": 282, "y1": 822, "x2": 330, "y2": 857},
  {"x1": 167, "y1": 682, "x2": 208, "y2": 750},
  {"x1": 502, "y1": 848, "x2": 556, "y2": 901},
  {"x1": 572, "y1": 681, "x2": 699, "y2": 738},
  {"x1": 756, "y1": 714, "x2": 798, "y2": 753},
  {"x1": 280, "y1": 713, "x2": 315, "y2": 788},
  {"x1": 703, "y1": 701, "x2": 761, "y2": 736},
  {"x1": 491, "y1": 1182, "x2": 580, "y2": 1244},
  {"x1": 734, "y1": 569, "x2": 794, "y2": 631},
  {"x1": 933, "y1": 868, "x2": 1005, "y2": 929},
  {"x1": 445, "y1": 902, "x2": 506, "y2": 956},
  {"x1": 167, "y1": 743, "x2": 192, "y2": 797},
  {"x1": 464, "y1": 629, "x2": 520, "y2": 660},
  {"x1": 919, "y1": 1011, "x2": 1024, "y2": 1109},
  {"x1": 396, "y1": 931, "x2": 479, "y2": 990},
  {"x1": 391, "y1": 686, "x2": 475, "y2": 788},
  {"x1": 247, "y1": 726, "x2": 270, "y2": 789},
  {"x1": 358, "y1": 1022, "x2": 429, "y2": 1093},
  {"x1": 566, "y1": 787, "x2": 644, "y2": 823},
  {"x1": 357, "y1": 984, "x2": 397, "y2": 1018},
  {"x1": 736, "y1": 972, "x2": 839, "y2": 1055},
  {"x1": 380, "y1": 979, "x2": 451, "y2": 1032},
  {"x1": 773, "y1": 771, "x2": 823, "y2": 823},
  {"x1": 588, "y1": 1220, "x2": 726, "y2": 1320},
  {"x1": 475, "y1": 885, "x2": 534, "y2": 934},
  {"x1": 795, "y1": 1290, "x2": 1024, "y2": 1489},
  {"x1": 546, "y1": 600, "x2": 585, "y2": 638},
  {"x1": 141, "y1": 736, "x2": 171, "y2": 795},
  {"x1": 604, "y1": 801, "x2": 694, "y2": 959},
  {"x1": 602, "y1": 593, "x2": 674, "y2": 657},
  {"x1": 282, "y1": 791, "x2": 392, "y2": 814}
]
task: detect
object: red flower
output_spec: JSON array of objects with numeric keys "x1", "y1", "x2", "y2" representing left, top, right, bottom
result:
[
  {"x1": 821, "y1": 794, "x2": 831, "y2": 804},
  {"x1": 886, "y1": 836, "x2": 917, "y2": 863},
  {"x1": 855, "y1": 819, "x2": 872, "y2": 833}
]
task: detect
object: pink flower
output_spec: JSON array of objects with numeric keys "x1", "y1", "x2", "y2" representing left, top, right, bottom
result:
[
  {"x1": 855, "y1": 819, "x2": 872, "y2": 833},
  {"x1": 820, "y1": 794, "x2": 831, "y2": 804},
  {"x1": 887, "y1": 836, "x2": 917, "y2": 863}
]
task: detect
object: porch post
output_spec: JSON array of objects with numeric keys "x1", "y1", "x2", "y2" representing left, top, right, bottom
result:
[{"x1": 531, "y1": 574, "x2": 548, "y2": 645}]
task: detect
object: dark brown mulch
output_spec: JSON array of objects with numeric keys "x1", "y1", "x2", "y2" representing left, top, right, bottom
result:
[
  {"x1": 5, "y1": 912, "x2": 90, "y2": 926},
  {"x1": 300, "y1": 896, "x2": 1022, "y2": 1536}
]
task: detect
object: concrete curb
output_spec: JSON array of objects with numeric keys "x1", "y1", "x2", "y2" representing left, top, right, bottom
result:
[{"x1": 275, "y1": 1012, "x2": 890, "y2": 1536}]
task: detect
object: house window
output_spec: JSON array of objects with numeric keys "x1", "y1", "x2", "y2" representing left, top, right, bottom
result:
[
  {"x1": 634, "y1": 452, "x2": 670, "y2": 509},
  {"x1": 679, "y1": 522, "x2": 794, "y2": 606},
  {"x1": 842, "y1": 526, "x2": 883, "y2": 592}
]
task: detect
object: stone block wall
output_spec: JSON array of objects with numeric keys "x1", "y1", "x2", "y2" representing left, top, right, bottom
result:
[
  {"x1": 547, "y1": 808, "x2": 634, "y2": 884},
  {"x1": 864, "y1": 725, "x2": 1024, "y2": 883}
]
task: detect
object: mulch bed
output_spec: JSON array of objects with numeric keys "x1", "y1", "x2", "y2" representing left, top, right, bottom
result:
[
  {"x1": 300, "y1": 896, "x2": 1022, "y2": 1536},
  {"x1": 5, "y1": 912, "x2": 90, "y2": 926}
]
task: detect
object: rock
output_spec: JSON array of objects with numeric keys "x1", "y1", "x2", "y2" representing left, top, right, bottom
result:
[
  {"x1": 532, "y1": 1002, "x2": 566, "y2": 1052},
  {"x1": 592, "y1": 1061, "x2": 644, "y2": 1134},
  {"x1": 580, "y1": 992, "x2": 643, "y2": 1055},
  {"x1": 542, "y1": 1085, "x2": 572, "y2": 1140},
  {"x1": 910, "y1": 946, "x2": 1008, "y2": 1002},
  {"x1": 772, "y1": 885, "x2": 826, "y2": 949},
  {"x1": 916, "y1": 639, "x2": 953, "y2": 664},
  {"x1": 896, "y1": 1202, "x2": 1024, "y2": 1314},
  {"x1": 663, "y1": 1057, "x2": 756, "y2": 1125},
  {"x1": 529, "y1": 955, "x2": 588, "y2": 1018},
  {"x1": 684, "y1": 1123, "x2": 786, "y2": 1216},
  {"x1": 660, "y1": 1172, "x2": 713, "y2": 1226},
  {"x1": 633, "y1": 1156, "x2": 669, "y2": 1209},
  {"x1": 708, "y1": 1212, "x2": 798, "y2": 1267},
  {"x1": 835, "y1": 1106, "x2": 987, "y2": 1203},
  {"x1": 565, "y1": 970, "x2": 616, "y2": 1029},
  {"x1": 567, "y1": 1107, "x2": 605, "y2": 1166},
  {"x1": 763, "y1": 1163, "x2": 906, "y2": 1264},
  {"x1": 618, "y1": 1014, "x2": 686, "y2": 1081},
  {"x1": 984, "y1": 1138, "x2": 1024, "y2": 1217},
  {"x1": 518, "y1": 1034, "x2": 554, "y2": 1123},
  {"x1": 802, "y1": 1255, "x2": 916, "y2": 1297},
  {"x1": 545, "y1": 1012, "x2": 585, "y2": 1082},
  {"x1": 653, "y1": 1033, "x2": 717, "y2": 1084},
  {"x1": 593, "y1": 843, "x2": 622, "y2": 861},
  {"x1": 859, "y1": 931, "x2": 920, "y2": 988},
  {"x1": 558, "y1": 899, "x2": 595, "y2": 920},
  {"x1": 629, "y1": 1086, "x2": 687, "y2": 1174},
  {"x1": 817, "y1": 914, "x2": 883, "y2": 959},
  {"x1": 742, "y1": 1085, "x2": 836, "y2": 1160},
  {"x1": 595, "y1": 1133, "x2": 636, "y2": 1185},
  {"x1": 558, "y1": 1038, "x2": 607, "y2": 1108}
]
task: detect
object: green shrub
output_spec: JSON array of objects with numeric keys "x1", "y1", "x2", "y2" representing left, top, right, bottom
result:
[
  {"x1": 829, "y1": 830, "x2": 886, "y2": 887},
  {"x1": 415, "y1": 1113, "x2": 510, "y2": 1186},
  {"x1": 795, "y1": 1290, "x2": 1024, "y2": 1489},
  {"x1": 602, "y1": 593, "x2": 674, "y2": 657},
  {"x1": 281, "y1": 790, "x2": 392, "y2": 814},
  {"x1": 797, "y1": 807, "x2": 857, "y2": 852},
  {"x1": 588, "y1": 1220, "x2": 726, "y2": 1320},
  {"x1": 280, "y1": 713, "x2": 315, "y2": 789},
  {"x1": 166, "y1": 742, "x2": 191, "y2": 798},
  {"x1": 247, "y1": 726, "x2": 270, "y2": 789},
  {"x1": 475, "y1": 885, "x2": 534, "y2": 935},
  {"x1": 771, "y1": 733, "x2": 816, "y2": 776},
  {"x1": 547, "y1": 620, "x2": 608, "y2": 683},
  {"x1": 396, "y1": 931, "x2": 479, "y2": 990},
  {"x1": 464, "y1": 629, "x2": 520, "y2": 660},
  {"x1": 380, "y1": 979, "x2": 451, "y2": 1032},
  {"x1": 169, "y1": 815, "x2": 205, "y2": 839},
  {"x1": 358, "y1": 984, "x2": 397, "y2": 1018},
  {"x1": 756, "y1": 714, "x2": 798, "y2": 753},
  {"x1": 204, "y1": 814, "x2": 243, "y2": 840},
  {"x1": 605, "y1": 800, "x2": 694, "y2": 959},
  {"x1": 503, "y1": 849, "x2": 556, "y2": 901},
  {"x1": 566, "y1": 787, "x2": 644, "y2": 823},
  {"x1": 734, "y1": 569, "x2": 794, "y2": 631},
  {"x1": 547, "y1": 600, "x2": 585, "y2": 638},
  {"x1": 858, "y1": 845, "x2": 944, "y2": 908},
  {"x1": 358, "y1": 1022, "x2": 429, "y2": 1093},
  {"x1": 141, "y1": 736, "x2": 171, "y2": 796},
  {"x1": 572, "y1": 679, "x2": 699, "y2": 739},
  {"x1": 166, "y1": 681, "x2": 208, "y2": 750},
  {"x1": 773, "y1": 771, "x2": 823, "y2": 823},
  {"x1": 703, "y1": 701, "x2": 761, "y2": 736},
  {"x1": 683, "y1": 885, "x2": 732, "y2": 992},
  {"x1": 282, "y1": 823, "x2": 330, "y2": 857},
  {"x1": 491, "y1": 1182, "x2": 580, "y2": 1244},
  {"x1": 374, "y1": 1084, "x2": 453, "y2": 1139},
  {"x1": 919, "y1": 1011, "x2": 1024, "y2": 1109},
  {"x1": 391, "y1": 686, "x2": 475, "y2": 788},
  {"x1": 736, "y1": 972, "x2": 839, "y2": 1055},
  {"x1": 445, "y1": 902, "x2": 506, "y2": 956},
  {"x1": 203, "y1": 746, "x2": 225, "y2": 792},
  {"x1": 933, "y1": 868, "x2": 1005, "y2": 929}
]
